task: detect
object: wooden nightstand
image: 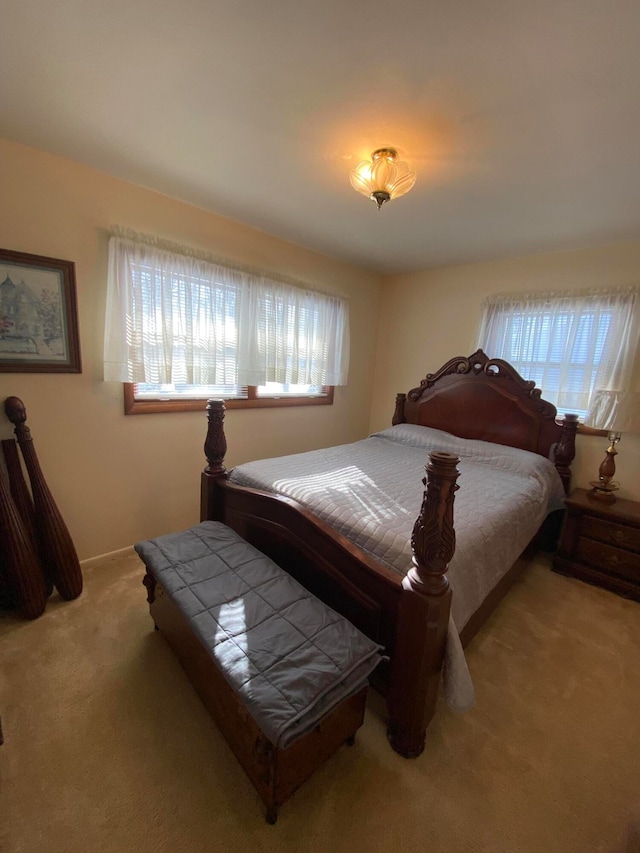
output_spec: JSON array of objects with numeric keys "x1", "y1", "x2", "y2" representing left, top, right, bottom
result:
[{"x1": 553, "y1": 488, "x2": 640, "y2": 601}]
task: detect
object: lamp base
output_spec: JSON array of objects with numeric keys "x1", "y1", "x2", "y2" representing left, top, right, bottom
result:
[{"x1": 587, "y1": 480, "x2": 620, "y2": 503}]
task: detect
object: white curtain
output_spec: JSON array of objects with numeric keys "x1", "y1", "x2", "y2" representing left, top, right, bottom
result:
[
  {"x1": 237, "y1": 277, "x2": 350, "y2": 386},
  {"x1": 104, "y1": 232, "x2": 350, "y2": 386},
  {"x1": 477, "y1": 287, "x2": 640, "y2": 416}
]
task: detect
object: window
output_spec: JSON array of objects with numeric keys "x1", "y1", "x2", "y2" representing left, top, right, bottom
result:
[
  {"x1": 104, "y1": 230, "x2": 349, "y2": 413},
  {"x1": 477, "y1": 288, "x2": 639, "y2": 418}
]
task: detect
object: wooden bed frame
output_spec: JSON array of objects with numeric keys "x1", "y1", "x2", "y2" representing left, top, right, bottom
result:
[{"x1": 200, "y1": 350, "x2": 578, "y2": 758}]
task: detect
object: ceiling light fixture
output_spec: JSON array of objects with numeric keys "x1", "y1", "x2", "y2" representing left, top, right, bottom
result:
[{"x1": 350, "y1": 148, "x2": 417, "y2": 210}]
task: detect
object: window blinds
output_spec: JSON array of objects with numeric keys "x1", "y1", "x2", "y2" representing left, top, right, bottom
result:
[{"x1": 477, "y1": 287, "x2": 639, "y2": 416}]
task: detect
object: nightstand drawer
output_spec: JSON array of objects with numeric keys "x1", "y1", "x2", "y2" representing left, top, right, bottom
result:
[
  {"x1": 575, "y1": 537, "x2": 640, "y2": 583},
  {"x1": 581, "y1": 516, "x2": 640, "y2": 553},
  {"x1": 554, "y1": 489, "x2": 640, "y2": 601}
]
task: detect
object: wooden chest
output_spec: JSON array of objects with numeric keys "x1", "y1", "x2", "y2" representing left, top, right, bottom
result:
[
  {"x1": 553, "y1": 488, "x2": 640, "y2": 601},
  {"x1": 147, "y1": 574, "x2": 368, "y2": 824}
]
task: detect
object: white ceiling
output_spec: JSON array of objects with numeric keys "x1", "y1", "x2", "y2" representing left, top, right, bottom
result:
[{"x1": 2, "y1": 0, "x2": 640, "y2": 274}]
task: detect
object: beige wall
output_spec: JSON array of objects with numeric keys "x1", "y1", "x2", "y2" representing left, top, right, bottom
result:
[
  {"x1": 371, "y1": 242, "x2": 640, "y2": 502},
  {"x1": 3, "y1": 136, "x2": 638, "y2": 563},
  {"x1": 0, "y1": 139, "x2": 382, "y2": 559}
]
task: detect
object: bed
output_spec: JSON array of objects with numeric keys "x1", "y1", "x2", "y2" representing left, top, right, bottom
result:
[{"x1": 200, "y1": 350, "x2": 578, "y2": 757}]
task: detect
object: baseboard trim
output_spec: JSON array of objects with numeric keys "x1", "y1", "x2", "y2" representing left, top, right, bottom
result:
[{"x1": 80, "y1": 545, "x2": 136, "y2": 570}]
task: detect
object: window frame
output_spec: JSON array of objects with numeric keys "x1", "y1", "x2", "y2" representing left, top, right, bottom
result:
[
  {"x1": 106, "y1": 232, "x2": 350, "y2": 396},
  {"x1": 477, "y1": 288, "x2": 639, "y2": 424},
  {"x1": 123, "y1": 383, "x2": 334, "y2": 414}
]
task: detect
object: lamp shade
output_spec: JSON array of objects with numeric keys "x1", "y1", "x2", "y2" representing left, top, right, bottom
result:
[
  {"x1": 350, "y1": 148, "x2": 416, "y2": 210},
  {"x1": 584, "y1": 390, "x2": 640, "y2": 433}
]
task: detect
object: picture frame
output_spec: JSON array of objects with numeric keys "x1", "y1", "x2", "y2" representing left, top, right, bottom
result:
[{"x1": 0, "y1": 248, "x2": 82, "y2": 373}]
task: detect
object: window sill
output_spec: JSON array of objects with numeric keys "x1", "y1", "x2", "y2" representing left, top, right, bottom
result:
[
  {"x1": 123, "y1": 384, "x2": 334, "y2": 414},
  {"x1": 576, "y1": 423, "x2": 609, "y2": 437}
]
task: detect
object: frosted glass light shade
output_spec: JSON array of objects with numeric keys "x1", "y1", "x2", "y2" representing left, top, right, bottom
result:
[{"x1": 350, "y1": 148, "x2": 417, "y2": 210}]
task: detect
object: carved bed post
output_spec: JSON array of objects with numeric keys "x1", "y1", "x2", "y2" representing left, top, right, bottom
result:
[
  {"x1": 0, "y1": 463, "x2": 48, "y2": 619},
  {"x1": 200, "y1": 399, "x2": 229, "y2": 522},
  {"x1": 392, "y1": 393, "x2": 407, "y2": 426},
  {"x1": 4, "y1": 396, "x2": 83, "y2": 601},
  {"x1": 1, "y1": 438, "x2": 49, "y2": 594},
  {"x1": 554, "y1": 414, "x2": 579, "y2": 493},
  {"x1": 387, "y1": 451, "x2": 460, "y2": 758}
]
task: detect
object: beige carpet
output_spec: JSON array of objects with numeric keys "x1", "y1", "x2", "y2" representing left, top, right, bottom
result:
[{"x1": 1, "y1": 550, "x2": 639, "y2": 853}]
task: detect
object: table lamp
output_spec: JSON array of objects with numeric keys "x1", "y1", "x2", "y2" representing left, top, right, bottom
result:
[{"x1": 584, "y1": 390, "x2": 640, "y2": 502}]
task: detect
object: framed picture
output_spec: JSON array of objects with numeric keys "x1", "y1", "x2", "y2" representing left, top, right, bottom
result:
[{"x1": 0, "y1": 248, "x2": 81, "y2": 373}]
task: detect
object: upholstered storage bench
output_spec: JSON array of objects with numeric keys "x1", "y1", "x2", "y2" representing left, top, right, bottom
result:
[{"x1": 135, "y1": 521, "x2": 382, "y2": 824}]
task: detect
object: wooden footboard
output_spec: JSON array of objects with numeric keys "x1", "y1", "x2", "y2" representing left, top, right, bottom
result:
[{"x1": 200, "y1": 399, "x2": 460, "y2": 758}]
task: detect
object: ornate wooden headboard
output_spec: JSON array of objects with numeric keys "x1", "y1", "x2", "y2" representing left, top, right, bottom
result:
[{"x1": 392, "y1": 350, "x2": 578, "y2": 490}]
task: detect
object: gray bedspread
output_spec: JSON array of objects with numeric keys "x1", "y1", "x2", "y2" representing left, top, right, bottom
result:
[
  {"x1": 135, "y1": 521, "x2": 382, "y2": 749},
  {"x1": 229, "y1": 424, "x2": 566, "y2": 711}
]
